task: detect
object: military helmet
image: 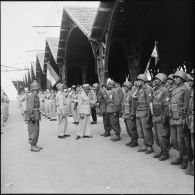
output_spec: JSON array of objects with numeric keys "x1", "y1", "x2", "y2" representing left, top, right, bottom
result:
[
  {"x1": 83, "y1": 84, "x2": 90, "y2": 90},
  {"x1": 173, "y1": 70, "x2": 187, "y2": 81},
  {"x1": 167, "y1": 74, "x2": 174, "y2": 80},
  {"x1": 154, "y1": 73, "x2": 167, "y2": 83},
  {"x1": 107, "y1": 80, "x2": 116, "y2": 88},
  {"x1": 123, "y1": 81, "x2": 133, "y2": 89},
  {"x1": 187, "y1": 73, "x2": 194, "y2": 81},
  {"x1": 30, "y1": 81, "x2": 40, "y2": 91},
  {"x1": 93, "y1": 83, "x2": 99, "y2": 88},
  {"x1": 137, "y1": 74, "x2": 147, "y2": 82}
]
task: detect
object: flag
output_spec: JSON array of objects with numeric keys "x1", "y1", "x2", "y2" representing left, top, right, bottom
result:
[
  {"x1": 46, "y1": 62, "x2": 60, "y2": 87},
  {"x1": 151, "y1": 40, "x2": 159, "y2": 66},
  {"x1": 146, "y1": 69, "x2": 152, "y2": 81}
]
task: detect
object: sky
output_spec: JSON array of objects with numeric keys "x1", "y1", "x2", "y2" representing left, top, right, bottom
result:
[{"x1": 1, "y1": 1, "x2": 99, "y2": 100}]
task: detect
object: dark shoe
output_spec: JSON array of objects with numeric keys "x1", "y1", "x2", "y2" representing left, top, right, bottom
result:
[
  {"x1": 145, "y1": 146, "x2": 153, "y2": 154},
  {"x1": 75, "y1": 136, "x2": 81, "y2": 140},
  {"x1": 171, "y1": 158, "x2": 183, "y2": 165},
  {"x1": 104, "y1": 133, "x2": 111, "y2": 137},
  {"x1": 58, "y1": 136, "x2": 65, "y2": 139},
  {"x1": 64, "y1": 134, "x2": 71, "y2": 137},
  {"x1": 91, "y1": 121, "x2": 97, "y2": 124},
  {"x1": 83, "y1": 135, "x2": 93, "y2": 138},
  {"x1": 72, "y1": 122, "x2": 77, "y2": 124},
  {"x1": 31, "y1": 146, "x2": 40, "y2": 152},
  {"x1": 153, "y1": 152, "x2": 162, "y2": 158},
  {"x1": 181, "y1": 159, "x2": 188, "y2": 169},
  {"x1": 129, "y1": 141, "x2": 138, "y2": 148},
  {"x1": 111, "y1": 135, "x2": 121, "y2": 141},
  {"x1": 159, "y1": 154, "x2": 169, "y2": 161},
  {"x1": 125, "y1": 140, "x2": 133, "y2": 146},
  {"x1": 137, "y1": 147, "x2": 147, "y2": 152},
  {"x1": 35, "y1": 145, "x2": 43, "y2": 150},
  {"x1": 76, "y1": 122, "x2": 79, "y2": 125}
]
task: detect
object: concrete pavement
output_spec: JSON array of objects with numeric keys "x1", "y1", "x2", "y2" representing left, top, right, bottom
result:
[{"x1": 1, "y1": 101, "x2": 194, "y2": 193}]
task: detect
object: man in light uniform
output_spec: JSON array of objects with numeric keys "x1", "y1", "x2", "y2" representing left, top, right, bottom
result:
[
  {"x1": 21, "y1": 88, "x2": 29, "y2": 119},
  {"x1": 169, "y1": 70, "x2": 189, "y2": 169},
  {"x1": 26, "y1": 81, "x2": 42, "y2": 152},
  {"x1": 49, "y1": 89, "x2": 56, "y2": 121},
  {"x1": 134, "y1": 74, "x2": 154, "y2": 154},
  {"x1": 122, "y1": 81, "x2": 138, "y2": 147},
  {"x1": 152, "y1": 73, "x2": 170, "y2": 160},
  {"x1": 55, "y1": 82, "x2": 70, "y2": 138},
  {"x1": 76, "y1": 84, "x2": 93, "y2": 140}
]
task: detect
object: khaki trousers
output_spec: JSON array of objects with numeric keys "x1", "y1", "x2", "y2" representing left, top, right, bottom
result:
[
  {"x1": 77, "y1": 114, "x2": 90, "y2": 136},
  {"x1": 28, "y1": 121, "x2": 39, "y2": 146},
  {"x1": 57, "y1": 113, "x2": 68, "y2": 136}
]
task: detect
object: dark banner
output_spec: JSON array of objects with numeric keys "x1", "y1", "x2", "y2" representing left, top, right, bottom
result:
[{"x1": 12, "y1": 81, "x2": 25, "y2": 93}]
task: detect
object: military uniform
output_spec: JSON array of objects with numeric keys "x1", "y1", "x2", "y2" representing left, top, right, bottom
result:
[
  {"x1": 71, "y1": 91, "x2": 79, "y2": 124},
  {"x1": 26, "y1": 86, "x2": 41, "y2": 151},
  {"x1": 97, "y1": 87, "x2": 111, "y2": 136},
  {"x1": 169, "y1": 71, "x2": 189, "y2": 166},
  {"x1": 77, "y1": 85, "x2": 92, "y2": 138},
  {"x1": 89, "y1": 88, "x2": 97, "y2": 124},
  {"x1": 56, "y1": 85, "x2": 69, "y2": 137},
  {"x1": 122, "y1": 88, "x2": 138, "y2": 146},
  {"x1": 21, "y1": 91, "x2": 28, "y2": 118},
  {"x1": 135, "y1": 82, "x2": 154, "y2": 152},
  {"x1": 49, "y1": 91, "x2": 56, "y2": 120},
  {"x1": 45, "y1": 90, "x2": 51, "y2": 118},
  {"x1": 107, "y1": 81, "x2": 122, "y2": 141},
  {"x1": 152, "y1": 84, "x2": 170, "y2": 159}
]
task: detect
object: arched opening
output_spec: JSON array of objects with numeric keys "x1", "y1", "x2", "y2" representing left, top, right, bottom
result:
[
  {"x1": 108, "y1": 41, "x2": 129, "y2": 84},
  {"x1": 66, "y1": 27, "x2": 98, "y2": 87}
]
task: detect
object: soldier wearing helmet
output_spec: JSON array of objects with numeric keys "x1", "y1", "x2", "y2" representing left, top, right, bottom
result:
[
  {"x1": 186, "y1": 74, "x2": 194, "y2": 175},
  {"x1": 122, "y1": 81, "x2": 138, "y2": 147},
  {"x1": 152, "y1": 73, "x2": 170, "y2": 161},
  {"x1": 165, "y1": 74, "x2": 176, "y2": 92},
  {"x1": 89, "y1": 83, "x2": 98, "y2": 124},
  {"x1": 106, "y1": 79, "x2": 122, "y2": 141},
  {"x1": 169, "y1": 70, "x2": 190, "y2": 168},
  {"x1": 97, "y1": 83, "x2": 111, "y2": 137},
  {"x1": 134, "y1": 74, "x2": 154, "y2": 153},
  {"x1": 26, "y1": 80, "x2": 42, "y2": 152}
]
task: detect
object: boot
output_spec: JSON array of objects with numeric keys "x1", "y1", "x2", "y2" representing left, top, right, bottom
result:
[
  {"x1": 181, "y1": 157, "x2": 188, "y2": 169},
  {"x1": 153, "y1": 152, "x2": 162, "y2": 158},
  {"x1": 129, "y1": 141, "x2": 138, "y2": 148},
  {"x1": 137, "y1": 147, "x2": 147, "y2": 152},
  {"x1": 171, "y1": 157, "x2": 183, "y2": 165},
  {"x1": 137, "y1": 138, "x2": 147, "y2": 152},
  {"x1": 31, "y1": 145, "x2": 40, "y2": 152},
  {"x1": 185, "y1": 161, "x2": 194, "y2": 175},
  {"x1": 159, "y1": 153, "x2": 169, "y2": 161},
  {"x1": 125, "y1": 140, "x2": 133, "y2": 146},
  {"x1": 104, "y1": 132, "x2": 111, "y2": 137},
  {"x1": 145, "y1": 146, "x2": 153, "y2": 154},
  {"x1": 111, "y1": 134, "x2": 121, "y2": 141},
  {"x1": 35, "y1": 145, "x2": 43, "y2": 150}
]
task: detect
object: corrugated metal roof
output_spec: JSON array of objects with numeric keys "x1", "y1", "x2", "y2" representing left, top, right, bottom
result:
[
  {"x1": 64, "y1": 6, "x2": 99, "y2": 36},
  {"x1": 46, "y1": 37, "x2": 59, "y2": 63}
]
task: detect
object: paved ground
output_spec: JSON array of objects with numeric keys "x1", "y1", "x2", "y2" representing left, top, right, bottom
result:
[{"x1": 1, "y1": 101, "x2": 194, "y2": 194}]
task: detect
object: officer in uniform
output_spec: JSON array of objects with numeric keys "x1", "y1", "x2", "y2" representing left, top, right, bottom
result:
[
  {"x1": 76, "y1": 84, "x2": 93, "y2": 139},
  {"x1": 122, "y1": 81, "x2": 138, "y2": 147},
  {"x1": 71, "y1": 86, "x2": 79, "y2": 124},
  {"x1": 107, "y1": 80, "x2": 122, "y2": 141},
  {"x1": 186, "y1": 73, "x2": 194, "y2": 175},
  {"x1": 152, "y1": 73, "x2": 170, "y2": 160},
  {"x1": 97, "y1": 84, "x2": 111, "y2": 137},
  {"x1": 45, "y1": 89, "x2": 50, "y2": 118},
  {"x1": 21, "y1": 88, "x2": 29, "y2": 118},
  {"x1": 90, "y1": 83, "x2": 98, "y2": 124},
  {"x1": 56, "y1": 82, "x2": 70, "y2": 138},
  {"x1": 169, "y1": 70, "x2": 189, "y2": 168},
  {"x1": 26, "y1": 81, "x2": 42, "y2": 152},
  {"x1": 49, "y1": 89, "x2": 56, "y2": 121},
  {"x1": 134, "y1": 74, "x2": 154, "y2": 153}
]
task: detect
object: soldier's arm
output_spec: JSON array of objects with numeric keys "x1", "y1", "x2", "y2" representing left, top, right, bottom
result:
[
  {"x1": 183, "y1": 88, "x2": 190, "y2": 115},
  {"x1": 26, "y1": 95, "x2": 35, "y2": 119}
]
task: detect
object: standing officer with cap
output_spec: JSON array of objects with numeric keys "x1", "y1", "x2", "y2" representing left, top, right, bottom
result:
[
  {"x1": 55, "y1": 82, "x2": 70, "y2": 138},
  {"x1": 26, "y1": 80, "x2": 42, "y2": 152},
  {"x1": 169, "y1": 70, "x2": 189, "y2": 168},
  {"x1": 97, "y1": 83, "x2": 111, "y2": 137},
  {"x1": 106, "y1": 80, "x2": 122, "y2": 141},
  {"x1": 134, "y1": 74, "x2": 154, "y2": 153},
  {"x1": 122, "y1": 80, "x2": 138, "y2": 147},
  {"x1": 76, "y1": 84, "x2": 93, "y2": 139},
  {"x1": 152, "y1": 73, "x2": 170, "y2": 160}
]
